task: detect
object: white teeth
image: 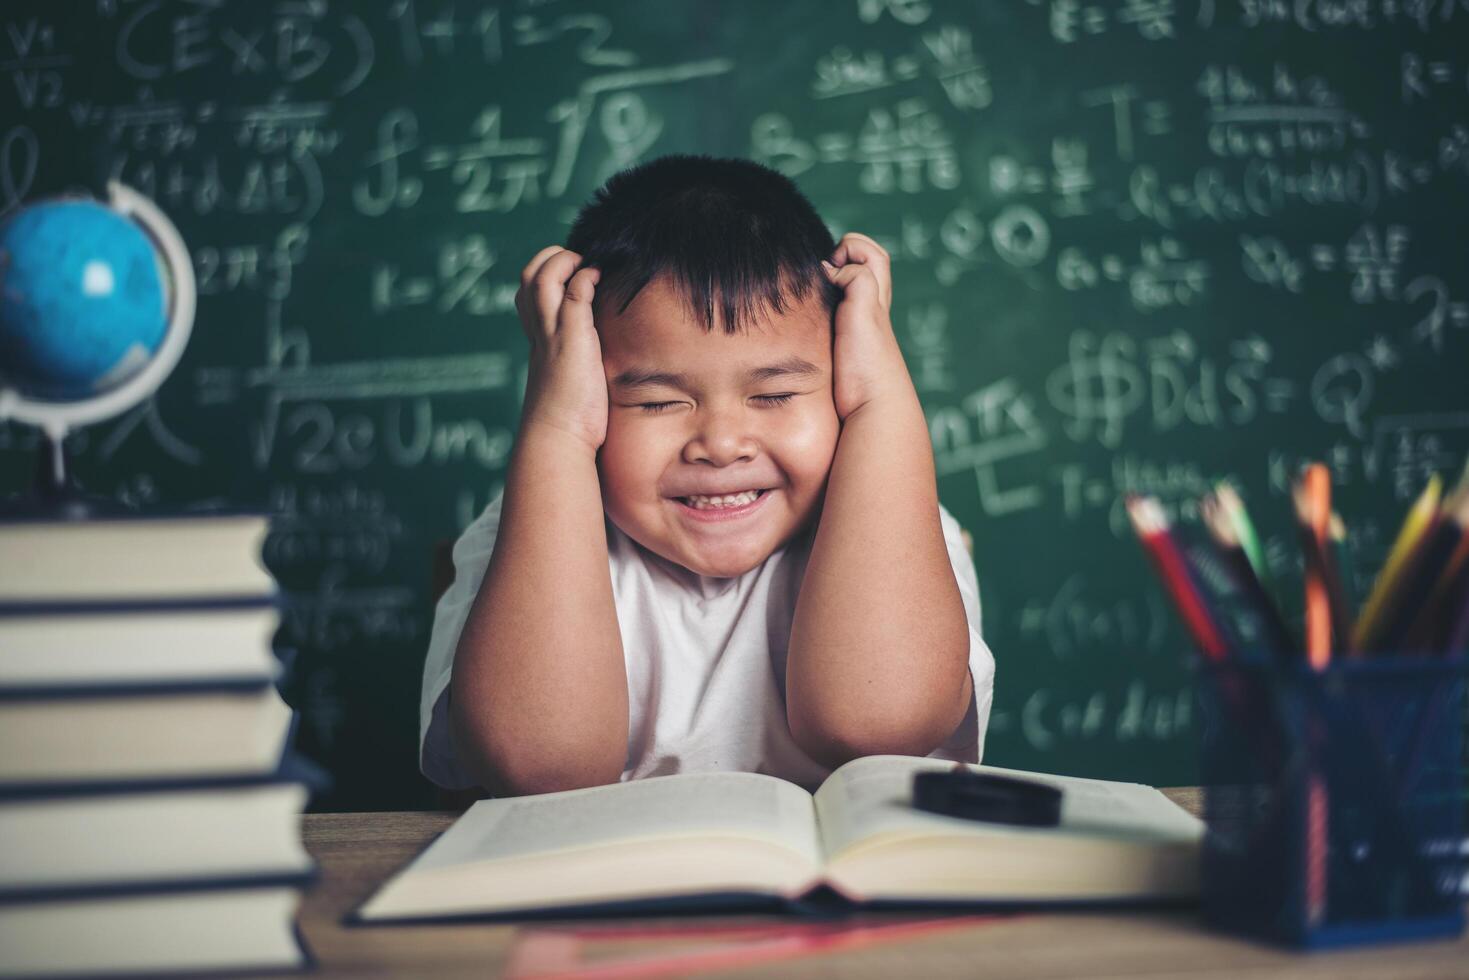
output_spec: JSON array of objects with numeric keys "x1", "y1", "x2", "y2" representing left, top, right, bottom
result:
[{"x1": 682, "y1": 490, "x2": 762, "y2": 509}]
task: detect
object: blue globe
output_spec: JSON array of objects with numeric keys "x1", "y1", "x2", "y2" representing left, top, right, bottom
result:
[{"x1": 0, "y1": 199, "x2": 167, "y2": 401}]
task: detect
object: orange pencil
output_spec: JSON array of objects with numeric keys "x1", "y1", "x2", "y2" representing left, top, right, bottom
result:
[
  {"x1": 1293, "y1": 465, "x2": 1336, "y2": 669},
  {"x1": 1292, "y1": 464, "x2": 1333, "y2": 930}
]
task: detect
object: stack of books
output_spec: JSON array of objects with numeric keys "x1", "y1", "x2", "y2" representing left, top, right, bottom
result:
[{"x1": 0, "y1": 513, "x2": 318, "y2": 978}]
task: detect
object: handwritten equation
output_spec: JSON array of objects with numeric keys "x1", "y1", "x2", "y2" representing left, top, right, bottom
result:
[{"x1": 3, "y1": 0, "x2": 1467, "y2": 797}]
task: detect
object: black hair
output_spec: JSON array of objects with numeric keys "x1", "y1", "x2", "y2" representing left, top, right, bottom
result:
[{"x1": 566, "y1": 154, "x2": 840, "y2": 335}]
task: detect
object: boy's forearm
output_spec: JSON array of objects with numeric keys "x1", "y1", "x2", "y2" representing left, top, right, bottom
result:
[
  {"x1": 449, "y1": 421, "x2": 629, "y2": 796},
  {"x1": 787, "y1": 387, "x2": 972, "y2": 769}
]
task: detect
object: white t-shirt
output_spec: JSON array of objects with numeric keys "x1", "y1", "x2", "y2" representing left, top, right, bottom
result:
[{"x1": 419, "y1": 492, "x2": 996, "y2": 793}]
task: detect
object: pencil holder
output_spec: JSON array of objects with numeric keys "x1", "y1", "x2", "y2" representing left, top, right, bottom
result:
[{"x1": 1195, "y1": 656, "x2": 1467, "y2": 949}]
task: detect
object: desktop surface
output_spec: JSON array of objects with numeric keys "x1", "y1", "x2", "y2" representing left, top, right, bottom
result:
[{"x1": 294, "y1": 789, "x2": 1469, "y2": 978}]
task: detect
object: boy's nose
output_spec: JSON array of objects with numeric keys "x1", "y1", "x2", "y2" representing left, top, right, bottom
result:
[{"x1": 683, "y1": 412, "x2": 758, "y2": 466}]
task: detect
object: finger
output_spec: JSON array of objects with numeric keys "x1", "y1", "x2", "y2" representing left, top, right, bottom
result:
[
  {"x1": 559, "y1": 265, "x2": 601, "y2": 329},
  {"x1": 830, "y1": 233, "x2": 891, "y2": 310},
  {"x1": 533, "y1": 249, "x2": 584, "y2": 333},
  {"x1": 515, "y1": 246, "x2": 565, "y2": 335},
  {"x1": 830, "y1": 232, "x2": 886, "y2": 266},
  {"x1": 822, "y1": 261, "x2": 882, "y2": 311},
  {"x1": 520, "y1": 245, "x2": 566, "y2": 290}
]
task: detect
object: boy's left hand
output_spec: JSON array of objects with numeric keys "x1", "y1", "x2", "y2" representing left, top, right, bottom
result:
[{"x1": 823, "y1": 233, "x2": 915, "y2": 421}]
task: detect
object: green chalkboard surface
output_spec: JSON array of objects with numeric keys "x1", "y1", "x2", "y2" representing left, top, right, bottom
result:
[{"x1": 4, "y1": 1, "x2": 1468, "y2": 809}]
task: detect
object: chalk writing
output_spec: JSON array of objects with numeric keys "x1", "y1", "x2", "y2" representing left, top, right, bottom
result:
[{"x1": 4, "y1": 0, "x2": 1467, "y2": 802}]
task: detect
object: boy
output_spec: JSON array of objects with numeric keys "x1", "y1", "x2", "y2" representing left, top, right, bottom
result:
[{"x1": 420, "y1": 155, "x2": 995, "y2": 798}]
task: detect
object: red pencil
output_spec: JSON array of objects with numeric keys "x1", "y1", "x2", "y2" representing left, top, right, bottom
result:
[{"x1": 1126, "y1": 494, "x2": 1230, "y2": 662}]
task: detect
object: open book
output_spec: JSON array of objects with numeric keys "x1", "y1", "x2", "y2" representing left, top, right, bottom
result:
[{"x1": 358, "y1": 756, "x2": 1202, "y2": 921}]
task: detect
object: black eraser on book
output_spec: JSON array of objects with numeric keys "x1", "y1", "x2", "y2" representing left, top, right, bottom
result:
[{"x1": 911, "y1": 771, "x2": 1063, "y2": 827}]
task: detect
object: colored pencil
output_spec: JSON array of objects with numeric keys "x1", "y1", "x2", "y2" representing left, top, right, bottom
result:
[
  {"x1": 1444, "y1": 575, "x2": 1469, "y2": 655},
  {"x1": 1125, "y1": 495, "x2": 1230, "y2": 662},
  {"x1": 1215, "y1": 481, "x2": 1271, "y2": 590},
  {"x1": 1421, "y1": 552, "x2": 1469, "y2": 652},
  {"x1": 1293, "y1": 465, "x2": 1335, "y2": 930},
  {"x1": 1292, "y1": 465, "x2": 1337, "y2": 669},
  {"x1": 1182, "y1": 543, "x2": 1253, "y2": 651},
  {"x1": 1328, "y1": 513, "x2": 1357, "y2": 636},
  {"x1": 1353, "y1": 475, "x2": 1442, "y2": 652},
  {"x1": 1410, "y1": 468, "x2": 1469, "y2": 650},
  {"x1": 1199, "y1": 492, "x2": 1298, "y2": 659},
  {"x1": 1379, "y1": 488, "x2": 1469, "y2": 654}
]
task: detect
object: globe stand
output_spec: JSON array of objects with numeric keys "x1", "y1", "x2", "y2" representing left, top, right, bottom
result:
[
  {"x1": 5, "y1": 430, "x2": 131, "y2": 520},
  {"x1": 34, "y1": 430, "x2": 87, "y2": 514},
  {"x1": 0, "y1": 181, "x2": 196, "y2": 520},
  {"x1": 0, "y1": 420, "x2": 132, "y2": 519}
]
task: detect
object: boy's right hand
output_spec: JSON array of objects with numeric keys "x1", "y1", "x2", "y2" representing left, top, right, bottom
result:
[{"x1": 514, "y1": 246, "x2": 607, "y2": 454}]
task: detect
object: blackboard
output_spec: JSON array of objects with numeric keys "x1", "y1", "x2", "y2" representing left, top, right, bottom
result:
[{"x1": 3, "y1": 0, "x2": 1468, "y2": 810}]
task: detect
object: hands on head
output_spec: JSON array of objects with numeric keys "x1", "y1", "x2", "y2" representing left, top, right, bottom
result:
[
  {"x1": 511, "y1": 231, "x2": 912, "y2": 457},
  {"x1": 821, "y1": 232, "x2": 911, "y2": 421},
  {"x1": 513, "y1": 246, "x2": 608, "y2": 454},
  {"x1": 823, "y1": 231, "x2": 892, "y2": 314}
]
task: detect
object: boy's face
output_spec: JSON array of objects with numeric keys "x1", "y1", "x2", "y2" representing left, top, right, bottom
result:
[{"x1": 596, "y1": 275, "x2": 839, "y2": 579}]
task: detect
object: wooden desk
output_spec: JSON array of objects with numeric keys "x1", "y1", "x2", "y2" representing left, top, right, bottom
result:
[{"x1": 297, "y1": 789, "x2": 1469, "y2": 978}]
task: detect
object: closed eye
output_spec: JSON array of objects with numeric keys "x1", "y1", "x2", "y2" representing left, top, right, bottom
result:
[{"x1": 636, "y1": 394, "x2": 797, "y2": 414}]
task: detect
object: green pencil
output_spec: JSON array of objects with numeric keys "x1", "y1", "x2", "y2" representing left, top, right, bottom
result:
[
  {"x1": 1215, "y1": 482, "x2": 1271, "y2": 589},
  {"x1": 1329, "y1": 512, "x2": 1358, "y2": 637}
]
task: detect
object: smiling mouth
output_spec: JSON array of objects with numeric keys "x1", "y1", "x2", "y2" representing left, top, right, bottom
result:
[{"x1": 673, "y1": 489, "x2": 772, "y2": 510}]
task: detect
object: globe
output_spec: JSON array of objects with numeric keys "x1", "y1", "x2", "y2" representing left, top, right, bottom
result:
[
  {"x1": 0, "y1": 183, "x2": 195, "y2": 513},
  {"x1": 0, "y1": 198, "x2": 167, "y2": 400},
  {"x1": 0, "y1": 182, "x2": 194, "y2": 439}
]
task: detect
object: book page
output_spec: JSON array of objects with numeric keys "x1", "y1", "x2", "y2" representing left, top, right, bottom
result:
[
  {"x1": 414, "y1": 771, "x2": 822, "y2": 873},
  {"x1": 813, "y1": 755, "x2": 1201, "y2": 861},
  {"x1": 813, "y1": 755, "x2": 968, "y2": 859}
]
